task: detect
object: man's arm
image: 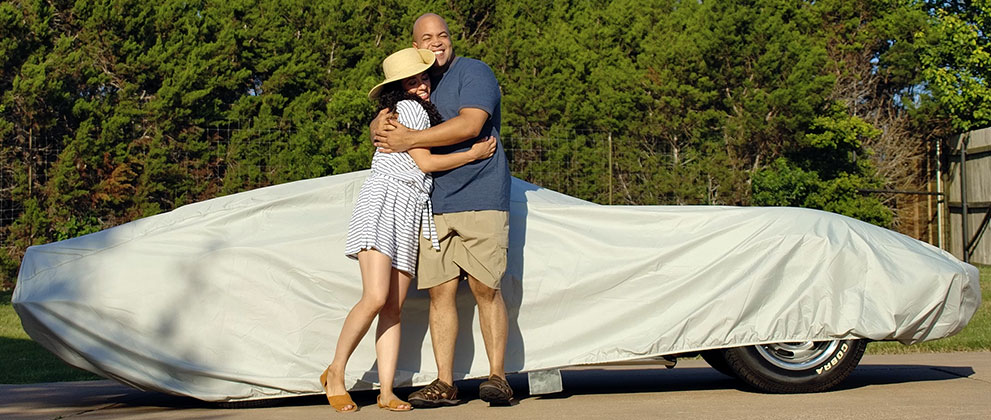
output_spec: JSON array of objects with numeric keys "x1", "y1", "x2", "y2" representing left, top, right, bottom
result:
[{"x1": 373, "y1": 107, "x2": 489, "y2": 153}]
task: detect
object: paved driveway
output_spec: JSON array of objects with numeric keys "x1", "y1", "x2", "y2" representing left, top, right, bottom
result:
[{"x1": 2, "y1": 352, "x2": 988, "y2": 420}]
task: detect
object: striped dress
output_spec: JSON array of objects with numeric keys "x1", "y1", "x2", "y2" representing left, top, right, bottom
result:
[{"x1": 344, "y1": 100, "x2": 439, "y2": 275}]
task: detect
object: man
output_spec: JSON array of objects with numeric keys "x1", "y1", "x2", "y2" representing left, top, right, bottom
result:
[{"x1": 371, "y1": 13, "x2": 514, "y2": 407}]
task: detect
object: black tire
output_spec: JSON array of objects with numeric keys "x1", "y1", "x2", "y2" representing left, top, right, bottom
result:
[
  {"x1": 721, "y1": 339, "x2": 866, "y2": 393},
  {"x1": 700, "y1": 350, "x2": 736, "y2": 378}
]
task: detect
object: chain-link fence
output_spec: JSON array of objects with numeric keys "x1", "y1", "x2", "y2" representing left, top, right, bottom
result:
[
  {"x1": 1, "y1": 128, "x2": 646, "y2": 231},
  {"x1": 1, "y1": 128, "x2": 638, "y2": 284},
  {"x1": 1, "y1": 127, "x2": 943, "y2": 284}
]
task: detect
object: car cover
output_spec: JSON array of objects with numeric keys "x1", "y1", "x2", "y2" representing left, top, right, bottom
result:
[{"x1": 13, "y1": 170, "x2": 981, "y2": 401}]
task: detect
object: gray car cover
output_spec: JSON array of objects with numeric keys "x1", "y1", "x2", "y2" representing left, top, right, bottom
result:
[{"x1": 13, "y1": 171, "x2": 981, "y2": 401}]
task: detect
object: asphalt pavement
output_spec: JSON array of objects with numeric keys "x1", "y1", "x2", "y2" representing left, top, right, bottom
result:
[{"x1": 1, "y1": 352, "x2": 988, "y2": 420}]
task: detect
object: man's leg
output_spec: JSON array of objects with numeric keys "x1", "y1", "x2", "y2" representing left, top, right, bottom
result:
[
  {"x1": 427, "y1": 277, "x2": 460, "y2": 385},
  {"x1": 450, "y1": 210, "x2": 513, "y2": 405},
  {"x1": 409, "y1": 213, "x2": 463, "y2": 408},
  {"x1": 467, "y1": 275, "x2": 508, "y2": 379},
  {"x1": 408, "y1": 276, "x2": 462, "y2": 408},
  {"x1": 468, "y1": 275, "x2": 513, "y2": 405}
]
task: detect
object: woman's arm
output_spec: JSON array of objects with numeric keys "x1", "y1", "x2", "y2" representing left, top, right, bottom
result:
[{"x1": 407, "y1": 136, "x2": 497, "y2": 173}]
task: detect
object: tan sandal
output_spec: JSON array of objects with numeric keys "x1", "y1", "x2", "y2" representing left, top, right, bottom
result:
[
  {"x1": 320, "y1": 367, "x2": 358, "y2": 412},
  {"x1": 378, "y1": 395, "x2": 413, "y2": 411}
]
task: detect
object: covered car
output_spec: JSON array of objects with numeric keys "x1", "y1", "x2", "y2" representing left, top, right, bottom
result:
[{"x1": 13, "y1": 170, "x2": 981, "y2": 401}]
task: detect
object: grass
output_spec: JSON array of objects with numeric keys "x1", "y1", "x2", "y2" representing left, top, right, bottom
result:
[
  {"x1": 868, "y1": 263, "x2": 991, "y2": 354},
  {"x1": 1, "y1": 266, "x2": 987, "y2": 384},
  {"x1": 0, "y1": 290, "x2": 101, "y2": 384}
]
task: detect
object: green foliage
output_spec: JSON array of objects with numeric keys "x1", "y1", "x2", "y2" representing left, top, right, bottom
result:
[
  {"x1": 919, "y1": 2, "x2": 991, "y2": 131},
  {"x1": 2, "y1": 0, "x2": 988, "y2": 283},
  {"x1": 752, "y1": 158, "x2": 822, "y2": 208},
  {"x1": 796, "y1": 103, "x2": 883, "y2": 179},
  {"x1": 1, "y1": 0, "x2": 408, "y2": 282},
  {"x1": 753, "y1": 103, "x2": 892, "y2": 227},
  {"x1": 753, "y1": 157, "x2": 893, "y2": 227}
]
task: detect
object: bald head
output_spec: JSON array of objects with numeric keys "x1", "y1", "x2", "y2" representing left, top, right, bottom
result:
[
  {"x1": 413, "y1": 13, "x2": 448, "y2": 37},
  {"x1": 412, "y1": 13, "x2": 454, "y2": 68}
]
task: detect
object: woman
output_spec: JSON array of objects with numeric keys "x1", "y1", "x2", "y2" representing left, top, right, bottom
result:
[{"x1": 319, "y1": 47, "x2": 496, "y2": 412}]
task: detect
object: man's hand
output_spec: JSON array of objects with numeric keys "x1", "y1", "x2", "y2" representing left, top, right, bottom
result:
[
  {"x1": 373, "y1": 114, "x2": 414, "y2": 153},
  {"x1": 369, "y1": 108, "x2": 397, "y2": 144}
]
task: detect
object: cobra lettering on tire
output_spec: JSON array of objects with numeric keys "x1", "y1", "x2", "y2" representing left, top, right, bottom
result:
[
  {"x1": 815, "y1": 342, "x2": 848, "y2": 375},
  {"x1": 720, "y1": 339, "x2": 867, "y2": 393}
]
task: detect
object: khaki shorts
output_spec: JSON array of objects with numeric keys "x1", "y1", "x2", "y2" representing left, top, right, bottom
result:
[{"x1": 417, "y1": 210, "x2": 509, "y2": 290}]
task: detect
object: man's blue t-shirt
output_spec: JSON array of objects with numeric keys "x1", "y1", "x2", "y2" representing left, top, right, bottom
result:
[{"x1": 429, "y1": 56, "x2": 511, "y2": 213}]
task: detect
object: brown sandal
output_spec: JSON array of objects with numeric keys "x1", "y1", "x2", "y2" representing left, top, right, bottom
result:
[
  {"x1": 479, "y1": 375, "x2": 513, "y2": 406},
  {"x1": 408, "y1": 378, "x2": 460, "y2": 408},
  {"x1": 320, "y1": 367, "x2": 358, "y2": 412},
  {"x1": 378, "y1": 395, "x2": 413, "y2": 411}
]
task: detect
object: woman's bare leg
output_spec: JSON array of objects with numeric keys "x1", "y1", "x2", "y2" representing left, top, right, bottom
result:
[
  {"x1": 375, "y1": 268, "x2": 413, "y2": 408},
  {"x1": 323, "y1": 250, "x2": 393, "y2": 409}
]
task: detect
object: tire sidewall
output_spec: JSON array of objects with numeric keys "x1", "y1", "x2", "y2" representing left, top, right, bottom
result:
[{"x1": 724, "y1": 339, "x2": 866, "y2": 393}]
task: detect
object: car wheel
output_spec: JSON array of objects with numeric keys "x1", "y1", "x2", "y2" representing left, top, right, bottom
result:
[
  {"x1": 700, "y1": 350, "x2": 736, "y2": 377},
  {"x1": 721, "y1": 339, "x2": 866, "y2": 393}
]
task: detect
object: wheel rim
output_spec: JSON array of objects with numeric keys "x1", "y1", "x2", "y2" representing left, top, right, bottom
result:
[{"x1": 753, "y1": 341, "x2": 840, "y2": 371}]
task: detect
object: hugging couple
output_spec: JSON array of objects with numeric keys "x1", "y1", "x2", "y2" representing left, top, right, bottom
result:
[{"x1": 319, "y1": 13, "x2": 514, "y2": 412}]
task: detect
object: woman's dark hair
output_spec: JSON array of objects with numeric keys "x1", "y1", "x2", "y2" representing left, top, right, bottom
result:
[{"x1": 378, "y1": 81, "x2": 444, "y2": 127}]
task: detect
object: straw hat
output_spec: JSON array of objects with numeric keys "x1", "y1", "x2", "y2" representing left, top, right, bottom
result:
[{"x1": 368, "y1": 48, "x2": 436, "y2": 100}]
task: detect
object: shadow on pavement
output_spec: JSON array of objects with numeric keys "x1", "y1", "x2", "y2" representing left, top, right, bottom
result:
[
  {"x1": 2, "y1": 363, "x2": 974, "y2": 413},
  {"x1": 529, "y1": 367, "x2": 738, "y2": 400},
  {"x1": 525, "y1": 364, "x2": 975, "y2": 400},
  {"x1": 832, "y1": 364, "x2": 976, "y2": 391}
]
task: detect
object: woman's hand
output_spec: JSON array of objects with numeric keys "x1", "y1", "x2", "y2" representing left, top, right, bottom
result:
[{"x1": 469, "y1": 136, "x2": 497, "y2": 161}]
